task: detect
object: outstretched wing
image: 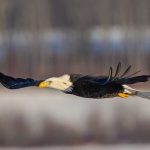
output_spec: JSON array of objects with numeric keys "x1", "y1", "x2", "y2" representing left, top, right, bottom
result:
[
  {"x1": 116, "y1": 75, "x2": 150, "y2": 85},
  {"x1": 0, "y1": 72, "x2": 42, "y2": 89},
  {"x1": 94, "y1": 62, "x2": 147, "y2": 85}
]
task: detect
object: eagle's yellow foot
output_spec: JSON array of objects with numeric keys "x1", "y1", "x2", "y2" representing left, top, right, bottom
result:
[{"x1": 118, "y1": 93, "x2": 129, "y2": 98}]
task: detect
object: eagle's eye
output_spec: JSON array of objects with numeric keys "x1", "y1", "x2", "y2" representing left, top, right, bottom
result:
[{"x1": 48, "y1": 81, "x2": 52, "y2": 84}]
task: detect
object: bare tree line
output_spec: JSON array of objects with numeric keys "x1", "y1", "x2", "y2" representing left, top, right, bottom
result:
[
  {"x1": 0, "y1": 0, "x2": 149, "y2": 77},
  {"x1": 0, "y1": 0, "x2": 150, "y2": 29}
]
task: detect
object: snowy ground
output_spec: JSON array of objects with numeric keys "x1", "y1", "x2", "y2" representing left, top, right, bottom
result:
[{"x1": 0, "y1": 88, "x2": 150, "y2": 146}]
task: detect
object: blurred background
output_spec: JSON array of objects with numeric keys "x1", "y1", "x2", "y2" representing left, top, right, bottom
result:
[{"x1": 1, "y1": 0, "x2": 150, "y2": 148}]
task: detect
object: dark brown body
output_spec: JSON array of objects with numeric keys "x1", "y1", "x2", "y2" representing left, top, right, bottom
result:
[{"x1": 65, "y1": 75, "x2": 124, "y2": 98}]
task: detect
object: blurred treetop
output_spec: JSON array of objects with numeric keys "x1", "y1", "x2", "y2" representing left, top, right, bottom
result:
[{"x1": 0, "y1": 0, "x2": 149, "y2": 31}]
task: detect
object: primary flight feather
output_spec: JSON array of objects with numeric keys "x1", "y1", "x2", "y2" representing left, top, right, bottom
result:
[{"x1": 1, "y1": 63, "x2": 150, "y2": 99}]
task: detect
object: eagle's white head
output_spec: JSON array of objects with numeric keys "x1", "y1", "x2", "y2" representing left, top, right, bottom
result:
[{"x1": 39, "y1": 74, "x2": 73, "y2": 91}]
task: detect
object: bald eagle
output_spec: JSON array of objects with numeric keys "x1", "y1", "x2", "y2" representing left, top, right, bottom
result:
[{"x1": 0, "y1": 63, "x2": 150, "y2": 99}]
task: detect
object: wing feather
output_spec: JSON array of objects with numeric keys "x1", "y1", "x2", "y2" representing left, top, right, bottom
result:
[{"x1": 0, "y1": 72, "x2": 42, "y2": 89}]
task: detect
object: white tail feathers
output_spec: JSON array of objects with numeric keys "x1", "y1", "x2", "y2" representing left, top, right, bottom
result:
[{"x1": 123, "y1": 85, "x2": 150, "y2": 100}]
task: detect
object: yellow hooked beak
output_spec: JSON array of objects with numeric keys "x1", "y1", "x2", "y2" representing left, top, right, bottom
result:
[{"x1": 38, "y1": 81, "x2": 50, "y2": 88}]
